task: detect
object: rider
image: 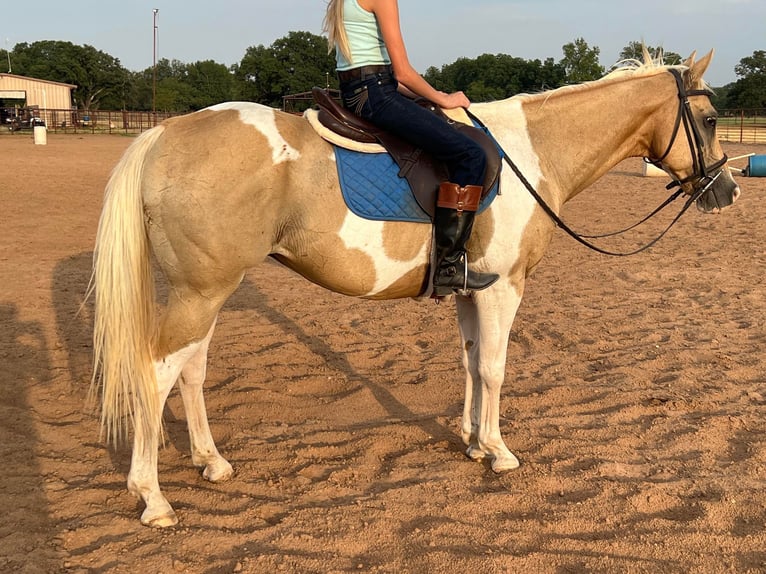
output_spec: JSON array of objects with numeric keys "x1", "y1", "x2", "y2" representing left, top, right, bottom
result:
[{"x1": 324, "y1": 0, "x2": 499, "y2": 296}]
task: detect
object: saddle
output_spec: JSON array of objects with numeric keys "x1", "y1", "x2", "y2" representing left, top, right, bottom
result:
[{"x1": 311, "y1": 87, "x2": 501, "y2": 219}]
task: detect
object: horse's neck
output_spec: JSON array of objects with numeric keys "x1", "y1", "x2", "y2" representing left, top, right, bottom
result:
[{"x1": 480, "y1": 73, "x2": 675, "y2": 204}]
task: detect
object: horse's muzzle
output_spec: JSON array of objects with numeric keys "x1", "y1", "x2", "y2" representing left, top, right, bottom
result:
[{"x1": 695, "y1": 169, "x2": 741, "y2": 213}]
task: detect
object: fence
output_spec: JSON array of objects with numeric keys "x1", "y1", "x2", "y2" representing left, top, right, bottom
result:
[
  {"x1": 3, "y1": 108, "x2": 178, "y2": 135},
  {"x1": 4, "y1": 107, "x2": 766, "y2": 142},
  {"x1": 716, "y1": 109, "x2": 766, "y2": 144}
]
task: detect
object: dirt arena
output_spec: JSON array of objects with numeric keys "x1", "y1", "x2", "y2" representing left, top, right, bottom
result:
[{"x1": 1, "y1": 132, "x2": 765, "y2": 573}]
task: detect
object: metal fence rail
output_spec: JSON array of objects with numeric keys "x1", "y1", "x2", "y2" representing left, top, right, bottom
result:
[
  {"x1": 4, "y1": 108, "x2": 178, "y2": 135},
  {"x1": 4, "y1": 107, "x2": 766, "y2": 142},
  {"x1": 717, "y1": 109, "x2": 766, "y2": 144}
]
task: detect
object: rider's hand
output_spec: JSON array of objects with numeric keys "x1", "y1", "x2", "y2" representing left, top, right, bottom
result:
[{"x1": 439, "y1": 91, "x2": 471, "y2": 110}]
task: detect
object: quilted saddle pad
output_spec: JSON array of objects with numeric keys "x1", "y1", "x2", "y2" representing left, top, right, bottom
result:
[{"x1": 334, "y1": 147, "x2": 500, "y2": 223}]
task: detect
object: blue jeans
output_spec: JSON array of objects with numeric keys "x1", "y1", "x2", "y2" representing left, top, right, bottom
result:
[{"x1": 339, "y1": 70, "x2": 487, "y2": 187}]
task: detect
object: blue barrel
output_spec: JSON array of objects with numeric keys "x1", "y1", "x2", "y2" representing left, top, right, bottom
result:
[{"x1": 747, "y1": 155, "x2": 766, "y2": 177}]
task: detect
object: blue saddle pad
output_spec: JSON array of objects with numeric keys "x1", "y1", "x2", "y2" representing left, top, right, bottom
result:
[{"x1": 335, "y1": 126, "x2": 501, "y2": 223}]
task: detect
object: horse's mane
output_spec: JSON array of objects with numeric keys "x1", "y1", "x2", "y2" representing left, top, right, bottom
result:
[
  {"x1": 602, "y1": 46, "x2": 691, "y2": 82},
  {"x1": 519, "y1": 47, "x2": 699, "y2": 104}
]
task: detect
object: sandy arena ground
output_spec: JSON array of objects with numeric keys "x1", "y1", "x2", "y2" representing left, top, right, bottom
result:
[{"x1": 1, "y1": 132, "x2": 765, "y2": 573}]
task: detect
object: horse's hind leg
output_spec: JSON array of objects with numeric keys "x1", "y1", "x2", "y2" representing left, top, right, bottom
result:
[
  {"x1": 128, "y1": 339, "x2": 202, "y2": 527},
  {"x1": 129, "y1": 281, "x2": 238, "y2": 527},
  {"x1": 178, "y1": 318, "x2": 233, "y2": 483}
]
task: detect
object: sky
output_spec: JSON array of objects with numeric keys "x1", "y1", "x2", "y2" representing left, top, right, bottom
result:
[{"x1": 3, "y1": 0, "x2": 764, "y2": 87}]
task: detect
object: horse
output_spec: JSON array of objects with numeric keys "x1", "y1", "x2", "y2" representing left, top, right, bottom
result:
[{"x1": 91, "y1": 50, "x2": 739, "y2": 527}]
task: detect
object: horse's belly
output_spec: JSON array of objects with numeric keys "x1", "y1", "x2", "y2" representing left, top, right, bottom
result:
[{"x1": 276, "y1": 213, "x2": 432, "y2": 300}]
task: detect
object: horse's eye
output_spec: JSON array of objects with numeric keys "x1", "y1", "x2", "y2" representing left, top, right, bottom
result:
[{"x1": 705, "y1": 116, "x2": 717, "y2": 128}]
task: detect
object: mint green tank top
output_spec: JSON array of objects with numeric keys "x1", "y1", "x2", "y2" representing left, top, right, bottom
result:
[{"x1": 335, "y1": 0, "x2": 391, "y2": 71}]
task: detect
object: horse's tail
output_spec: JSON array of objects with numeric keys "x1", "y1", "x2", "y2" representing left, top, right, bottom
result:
[{"x1": 91, "y1": 125, "x2": 166, "y2": 446}]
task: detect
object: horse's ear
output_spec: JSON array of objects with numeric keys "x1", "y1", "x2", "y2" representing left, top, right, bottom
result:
[
  {"x1": 688, "y1": 50, "x2": 714, "y2": 86},
  {"x1": 641, "y1": 44, "x2": 653, "y2": 65},
  {"x1": 683, "y1": 51, "x2": 698, "y2": 68}
]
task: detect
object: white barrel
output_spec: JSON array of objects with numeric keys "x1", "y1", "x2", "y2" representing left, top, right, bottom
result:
[
  {"x1": 642, "y1": 162, "x2": 665, "y2": 177},
  {"x1": 33, "y1": 125, "x2": 47, "y2": 145}
]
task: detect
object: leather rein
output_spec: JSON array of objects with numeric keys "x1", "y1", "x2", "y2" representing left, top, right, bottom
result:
[{"x1": 465, "y1": 68, "x2": 728, "y2": 257}]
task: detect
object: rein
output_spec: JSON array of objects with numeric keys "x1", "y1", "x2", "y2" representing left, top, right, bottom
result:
[{"x1": 464, "y1": 68, "x2": 728, "y2": 257}]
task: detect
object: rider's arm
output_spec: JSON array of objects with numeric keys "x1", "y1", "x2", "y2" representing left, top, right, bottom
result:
[{"x1": 367, "y1": 0, "x2": 470, "y2": 110}]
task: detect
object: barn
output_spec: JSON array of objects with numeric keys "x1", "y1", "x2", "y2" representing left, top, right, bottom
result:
[{"x1": 0, "y1": 73, "x2": 76, "y2": 127}]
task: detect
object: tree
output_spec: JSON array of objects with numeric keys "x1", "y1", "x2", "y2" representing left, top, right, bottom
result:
[
  {"x1": 234, "y1": 31, "x2": 337, "y2": 108},
  {"x1": 0, "y1": 48, "x2": 10, "y2": 73},
  {"x1": 5, "y1": 40, "x2": 235, "y2": 113},
  {"x1": 710, "y1": 83, "x2": 732, "y2": 111},
  {"x1": 10, "y1": 41, "x2": 129, "y2": 110},
  {"x1": 121, "y1": 58, "x2": 235, "y2": 113},
  {"x1": 560, "y1": 38, "x2": 605, "y2": 83},
  {"x1": 184, "y1": 60, "x2": 234, "y2": 109},
  {"x1": 735, "y1": 50, "x2": 766, "y2": 78},
  {"x1": 725, "y1": 50, "x2": 766, "y2": 109},
  {"x1": 618, "y1": 41, "x2": 682, "y2": 66},
  {"x1": 423, "y1": 53, "x2": 565, "y2": 101}
]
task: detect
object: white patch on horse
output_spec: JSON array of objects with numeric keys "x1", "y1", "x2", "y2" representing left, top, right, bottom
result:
[
  {"x1": 472, "y1": 100, "x2": 544, "y2": 268},
  {"x1": 207, "y1": 102, "x2": 300, "y2": 165},
  {"x1": 338, "y1": 211, "x2": 428, "y2": 297}
]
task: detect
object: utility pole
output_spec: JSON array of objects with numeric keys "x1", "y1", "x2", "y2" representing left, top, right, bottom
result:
[
  {"x1": 5, "y1": 38, "x2": 11, "y2": 73},
  {"x1": 152, "y1": 9, "x2": 159, "y2": 124}
]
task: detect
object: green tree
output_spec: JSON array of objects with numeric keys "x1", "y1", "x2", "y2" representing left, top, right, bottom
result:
[
  {"x1": 184, "y1": 60, "x2": 235, "y2": 109},
  {"x1": 618, "y1": 41, "x2": 682, "y2": 66},
  {"x1": 423, "y1": 53, "x2": 565, "y2": 101},
  {"x1": 0, "y1": 48, "x2": 10, "y2": 73},
  {"x1": 234, "y1": 31, "x2": 337, "y2": 108},
  {"x1": 710, "y1": 83, "x2": 732, "y2": 111},
  {"x1": 123, "y1": 69, "x2": 152, "y2": 111},
  {"x1": 560, "y1": 38, "x2": 605, "y2": 83},
  {"x1": 125, "y1": 59, "x2": 192, "y2": 112},
  {"x1": 125, "y1": 58, "x2": 234, "y2": 113},
  {"x1": 153, "y1": 59, "x2": 194, "y2": 112},
  {"x1": 10, "y1": 41, "x2": 129, "y2": 110},
  {"x1": 725, "y1": 50, "x2": 766, "y2": 109}
]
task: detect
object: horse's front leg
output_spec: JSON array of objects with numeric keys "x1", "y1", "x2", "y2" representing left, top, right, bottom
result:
[
  {"x1": 177, "y1": 320, "x2": 233, "y2": 483},
  {"x1": 455, "y1": 295, "x2": 483, "y2": 457},
  {"x1": 456, "y1": 283, "x2": 522, "y2": 472}
]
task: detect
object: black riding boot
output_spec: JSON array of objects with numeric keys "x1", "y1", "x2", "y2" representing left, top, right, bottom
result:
[{"x1": 432, "y1": 182, "x2": 499, "y2": 296}]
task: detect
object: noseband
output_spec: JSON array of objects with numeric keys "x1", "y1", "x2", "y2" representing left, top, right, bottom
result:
[{"x1": 644, "y1": 68, "x2": 728, "y2": 196}]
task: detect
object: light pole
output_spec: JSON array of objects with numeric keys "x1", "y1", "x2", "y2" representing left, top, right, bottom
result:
[
  {"x1": 152, "y1": 8, "x2": 159, "y2": 123},
  {"x1": 5, "y1": 38, "x2": 11, "y2": 73}
]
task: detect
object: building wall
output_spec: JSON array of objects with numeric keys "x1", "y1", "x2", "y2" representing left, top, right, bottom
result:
[{"x1": 0, "y1": 74, "x2": 75, "y2": 110}]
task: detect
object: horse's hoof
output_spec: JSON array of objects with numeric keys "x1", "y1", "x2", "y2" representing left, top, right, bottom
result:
[
  {"x1": 141, "y1": 508, "x2": 178, "y2": 528},
  {"x1": 465, "y1": 445, "x2": 487, "y2": 461},
  {"x1": 202, "y1": 459, "x2": 233, "y2": 483},
  {"x1": 491, "y1": 453, "x2": 520, "y2": 473}
]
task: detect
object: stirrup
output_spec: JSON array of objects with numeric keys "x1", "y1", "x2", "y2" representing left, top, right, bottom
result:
[{"x1": 458, "y1": 255, "x2": 470, "y2": 295}]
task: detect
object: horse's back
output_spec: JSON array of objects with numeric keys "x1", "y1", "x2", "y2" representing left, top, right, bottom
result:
[
  {"x1": 138, "y1": 103, "x2": 320, "y2": 283},
  {"x1": 146, "y1": 102, "x2": 311, "y2": 178},
  {"x1": 134, "y1": 103, "x2": 431, "y2": 299}
]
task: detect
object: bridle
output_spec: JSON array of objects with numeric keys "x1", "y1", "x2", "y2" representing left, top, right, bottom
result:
[
  {"x1": 643, "y1": 67, "x2": 728, "y2": 194},
  {"x1": 464, "y1": 68, "x2": 729, "y2": 257}
]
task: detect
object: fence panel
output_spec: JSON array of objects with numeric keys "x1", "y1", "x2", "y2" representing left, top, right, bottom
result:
[
  {"x1": 717, "y1": 109, "x2": 766, "y2": 144},
  {"x1": 4, "y1": 108, "x2": 178, "y2": 135},
  {"x1": 6, "y1": 107, "x2": 766, "y2": 143}
]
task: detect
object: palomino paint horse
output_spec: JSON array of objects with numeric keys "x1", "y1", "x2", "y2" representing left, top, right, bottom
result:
[{"x1": 92, "y1": 51, "x2": 739, "y2": 526}]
